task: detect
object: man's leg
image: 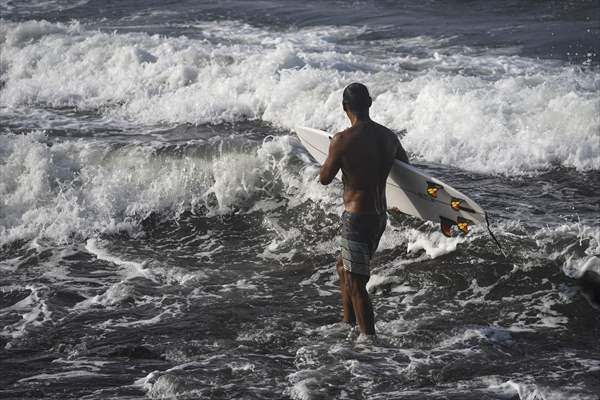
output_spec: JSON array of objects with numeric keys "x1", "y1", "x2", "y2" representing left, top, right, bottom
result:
[
  {"x1": 336, "y1": 256, "x2": 356, "y2": 325},
  {"x1": 347, "y1": 272, "x2": 375, "y2": 335}
]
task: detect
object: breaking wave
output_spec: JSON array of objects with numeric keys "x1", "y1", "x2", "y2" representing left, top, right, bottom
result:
[{"x1": 1, "y1": 19, "x2": 599, "y2": 174}]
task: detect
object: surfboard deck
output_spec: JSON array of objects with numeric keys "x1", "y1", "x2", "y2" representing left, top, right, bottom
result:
[{"x1": 295, "y1": 126, "x2": 486, "y2": 235}]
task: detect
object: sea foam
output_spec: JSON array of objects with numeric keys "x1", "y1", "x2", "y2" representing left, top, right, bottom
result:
[
  {"x1": 1, "y1": 19, "x2": 599, "y2": 174},
  {"x1": 0, "y1": 131, "x2": 330, "y2": 244}
]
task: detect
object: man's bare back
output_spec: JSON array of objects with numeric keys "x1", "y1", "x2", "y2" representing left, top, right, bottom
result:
[
  {"x1": 319, "y1": 82, "x2": 409, "y2": 337},
  {"x1": 320, "y1": 120, "x2": 408, "y2": 215},
  {"x1": 340, "y1": 120, "x2": 407, "y2": 214}
]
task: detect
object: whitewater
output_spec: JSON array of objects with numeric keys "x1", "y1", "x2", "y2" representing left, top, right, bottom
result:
[{"x1": 1, "y1": 1, "x2": 599, "y2": 399}]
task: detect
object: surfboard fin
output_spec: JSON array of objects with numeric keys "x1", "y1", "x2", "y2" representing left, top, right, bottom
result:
[
  {"x1": 426, "y1": 181, "x2": 443, "y2": 198},
  {"x1": 457, "y1": 217, "x2": 472, "y2": 235},
  {"x1": 440, "y1": 217, "x2": 454, "y2": 237},
  {"x1": 450, "y1": 197, "x2": 476, "y2": 213},
  {"x1": 440, "y1": 216, "x2": 473, "y2": 237},
  {"x1": 450, "y1": 198, "x2": 461, "y2": 211}
]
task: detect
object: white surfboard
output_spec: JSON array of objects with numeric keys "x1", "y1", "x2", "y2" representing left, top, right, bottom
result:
[{"x1": 295, "y1": 126, "x2": 487, "y2": 236}]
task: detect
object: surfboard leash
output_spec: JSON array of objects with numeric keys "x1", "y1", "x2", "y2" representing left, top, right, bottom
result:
[{"x1": 485, "y1": 212, "x2": 508, "y2": 259}]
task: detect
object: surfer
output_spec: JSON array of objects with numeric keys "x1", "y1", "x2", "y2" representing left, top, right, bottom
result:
[{"x1": 320, "y1": 82, "x2": 409, "y2": 337}]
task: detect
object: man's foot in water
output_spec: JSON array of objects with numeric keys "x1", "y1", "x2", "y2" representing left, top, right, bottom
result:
[
  {"x1": 345, "y1": 323, "x2": 360, "y2": 341},
  {"x1": 356, "y1": 332, "x2": 378, "y2": 345}
]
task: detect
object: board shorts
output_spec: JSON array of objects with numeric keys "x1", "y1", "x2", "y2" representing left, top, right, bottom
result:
[{"x1": 340, "y1": 211, "x2": 387, "y2": 277}]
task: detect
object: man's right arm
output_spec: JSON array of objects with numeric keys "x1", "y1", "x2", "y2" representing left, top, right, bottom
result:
[{"x1": 319, "y1": 133, "x2": 344, "y2": 185}]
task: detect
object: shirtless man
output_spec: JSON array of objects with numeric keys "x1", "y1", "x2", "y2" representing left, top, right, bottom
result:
[{"x1": 320, "y1": 83, "x2": 409, "y2": 336}]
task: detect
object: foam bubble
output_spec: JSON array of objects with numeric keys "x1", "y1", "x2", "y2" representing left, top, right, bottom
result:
[
  {"x1": 406, "y1": 230, "x2": 467, "y2": 258},
  {"x1": 532, "y1": 222, "x2": 600, "y2": 281},
  {"x1": 436, "y1": 326, "x2": 513, "y2": 348},
  {"x1": 75, "y1": 281, "x2": 137, "y2": 308},
  {"x1": 286, "y1": 370, "x2": 327, "y2": 400},
  {"x1": 490, "y1": 379, "x2": 599, "y2": 400},
  {"x1": 563, "y1": 255, "x2": 600, "y2": 279},
  {"x1": 18, "y1": 370, "x2": 108, "y2": 383},
  {"x1": 2, "y1": 19, "x2": 69, "y2": 45},
  {"x1": 85, "y1": 239, "x2": 153, "y2": 281},
  {"x1": 0, "y1": 284, "x2": 52, "y2": 341}
]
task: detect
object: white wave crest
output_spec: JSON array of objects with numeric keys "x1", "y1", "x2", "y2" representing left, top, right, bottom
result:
[
  {"x1": 1, "y1": 20, "x2": 599, "y2": 174},
  {"x1": 0, "y1": 131, "x2": 333, "y2": 244}
]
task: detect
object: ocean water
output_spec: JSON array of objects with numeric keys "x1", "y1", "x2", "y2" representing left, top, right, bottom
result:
[{"x1": 1, "y1": 1, "x2": 599, "y2": 399}]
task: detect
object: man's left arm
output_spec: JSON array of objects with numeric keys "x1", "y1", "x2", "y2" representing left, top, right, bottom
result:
[{"x1": 319, "y1": 134, "x2": 343, "y2": 185}]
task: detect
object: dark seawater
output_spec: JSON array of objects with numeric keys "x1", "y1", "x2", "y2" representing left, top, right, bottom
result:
[{"x1": 1, "y1": 1, "x2": 599, "y2": 399}]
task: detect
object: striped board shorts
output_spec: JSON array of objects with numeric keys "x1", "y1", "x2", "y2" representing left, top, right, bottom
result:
[{"x1": 340, "y1": 211, "x2": 387, "y2": 277}]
